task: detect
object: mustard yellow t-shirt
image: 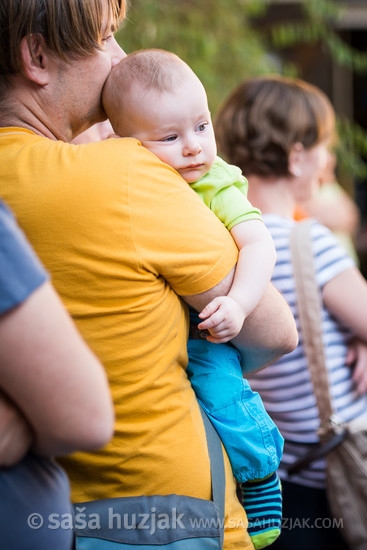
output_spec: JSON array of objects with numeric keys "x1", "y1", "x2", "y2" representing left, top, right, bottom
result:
[{"x1": 0, "y1": 128, "x2": 252, "y2": 549}]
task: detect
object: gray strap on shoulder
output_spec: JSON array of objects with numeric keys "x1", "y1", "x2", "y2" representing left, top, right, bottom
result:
[{"x1": 200, "y1": 406, "x2": 225, "y2": 549}]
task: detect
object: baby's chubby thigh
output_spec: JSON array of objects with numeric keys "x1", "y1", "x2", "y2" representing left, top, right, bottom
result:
[{"x1": 186, "y1": 339, "x2": 244, "y2": 410}]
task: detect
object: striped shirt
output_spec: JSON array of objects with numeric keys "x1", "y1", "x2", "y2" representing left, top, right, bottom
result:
[{"x1": 249, "y1": 214, "x2": 367, "y2": 488}]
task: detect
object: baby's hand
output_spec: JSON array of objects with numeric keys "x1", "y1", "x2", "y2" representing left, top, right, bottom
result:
[{"x1": 198, "y1": 296, "x2": 245, "y2": 343}]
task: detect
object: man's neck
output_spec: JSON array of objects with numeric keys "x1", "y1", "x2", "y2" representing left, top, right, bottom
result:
[
  {"x1": 0, "y1": 77, "x2": 68, "y2": 141},
  {"x1": 0, "y1": 117, "x2": 58, "y2": 140}
]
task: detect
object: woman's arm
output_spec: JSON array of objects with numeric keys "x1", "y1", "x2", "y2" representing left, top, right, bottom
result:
[
  {"x1": 322, "y1": 266, "x2": 367, "y2": 341},
  {"x1": 0, "y1": 281, "x2": 114, "y2": 461}
]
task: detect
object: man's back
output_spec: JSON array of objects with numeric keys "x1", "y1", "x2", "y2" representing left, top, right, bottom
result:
[{"x1": 0, "y1": 129, "x2": 243, "y2": 504}]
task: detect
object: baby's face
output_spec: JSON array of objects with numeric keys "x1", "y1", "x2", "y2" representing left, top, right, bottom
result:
[{"x1": 120, "y1": 74, "x2": 217, "y2": 183}]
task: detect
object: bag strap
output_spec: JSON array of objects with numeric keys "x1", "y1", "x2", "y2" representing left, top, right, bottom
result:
[
  {"x1": 287, "y1": 220, "x2": 348, "y2": 476},
  {"x1": 200, "y1": 406, "x2": 225, "y2": 549},
  {"x1": 289, "y1": 219, "x2": 333, "y2": 432}
]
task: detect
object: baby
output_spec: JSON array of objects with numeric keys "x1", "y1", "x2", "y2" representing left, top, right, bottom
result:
[
  {"x1": 103, "y1": 49, "x2": 282, "y2": 549},
  {"x1": 103, "y1": 50, "x2": 276, "y2": 344}
]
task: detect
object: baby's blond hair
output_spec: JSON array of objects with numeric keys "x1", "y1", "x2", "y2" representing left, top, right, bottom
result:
[{"x1": 103, "y1": 49, "x2": 196, "y2": 135}]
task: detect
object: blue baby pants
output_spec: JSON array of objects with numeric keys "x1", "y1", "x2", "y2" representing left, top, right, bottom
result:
[{"x1": 187, "y1": 336, "x2": 283, "y2": 482}]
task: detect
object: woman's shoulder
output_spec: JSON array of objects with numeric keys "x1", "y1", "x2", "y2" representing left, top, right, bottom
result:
[
  {"x1": 309, "y1": 218, "x2": 350, "y2": 256},
  {"x1": 308, "y1": 219, "x2": 355, "y2": 286}
]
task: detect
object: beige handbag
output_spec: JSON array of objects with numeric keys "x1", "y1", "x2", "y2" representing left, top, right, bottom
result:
[{"x1": 289, "y1": 219, "x2": 367, "y2": 550}]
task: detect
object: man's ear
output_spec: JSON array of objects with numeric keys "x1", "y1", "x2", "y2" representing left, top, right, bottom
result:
[
  {"x1": 19, "y1": 35, "x2": 51, "y2": 86},
  {"x1": 289, "y1": 142, "x2": 304, "y2": 178}
]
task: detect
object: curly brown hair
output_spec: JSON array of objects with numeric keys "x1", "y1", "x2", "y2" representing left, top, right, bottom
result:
[{"x1": 215, "y1": 75, "x2": 335, "y2": 179}]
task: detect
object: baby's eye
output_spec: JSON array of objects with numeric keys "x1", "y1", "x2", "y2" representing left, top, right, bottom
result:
[
  {"x1": 196, "y1": 123, "x2": 207, "y2": 132},
  {"x1": 102, "y1": 35, "x2": 113, "y2": 43},
  {"x1": 161, "y1": 135, "x2": 177, "y2": 142}
]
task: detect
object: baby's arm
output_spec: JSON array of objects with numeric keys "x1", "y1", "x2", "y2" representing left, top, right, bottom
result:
[{"x1": 198, "y1": 220, "x2": 276, "y2": 343}]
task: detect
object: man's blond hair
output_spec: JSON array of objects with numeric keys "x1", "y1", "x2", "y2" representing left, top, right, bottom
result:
[{"x1": 0, "y1": 0, "x2": 125, "y2": 92}]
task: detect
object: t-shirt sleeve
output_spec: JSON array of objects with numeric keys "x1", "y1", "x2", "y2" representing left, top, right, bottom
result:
[
  {"x1": 128, "y1": 145, "x2": 238, "y2": 296},
  {"x1": 0, "y1": 201, "x2": 48, "y2": 315},
  {"x1": 0, "y1": 454, "x2": 73, "y2": 550},
  {"x1": 209, "y1": 185, "x2": 263, "y2": 231},
  {"x1": 190, "y1": 156, "x2": 262, "y2": 231},
  {"x1": 311, "y1": 220, "x2": 355, "y2": 288}
]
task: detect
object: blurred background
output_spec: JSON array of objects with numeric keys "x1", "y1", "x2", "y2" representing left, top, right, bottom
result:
[{"x1": 117, "y1": 0, "x2": 367, "y2": 275}]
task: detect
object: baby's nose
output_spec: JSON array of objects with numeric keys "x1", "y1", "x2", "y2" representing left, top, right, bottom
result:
[{"x1": 183, "y1": 139, "x2": 202, "y2": 156}]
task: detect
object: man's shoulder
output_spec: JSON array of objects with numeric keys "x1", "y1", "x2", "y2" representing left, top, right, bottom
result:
[
  {"x1": 67, "y1": 136, "x2": 141, "y2": 161},
  {"x1": 70, "y1": 138, "x2": 181, "y2": 179}
]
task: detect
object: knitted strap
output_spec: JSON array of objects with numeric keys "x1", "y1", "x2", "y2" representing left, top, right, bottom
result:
[{"x1": 290, "y1": 219, "x2": 333, "y2": 432}]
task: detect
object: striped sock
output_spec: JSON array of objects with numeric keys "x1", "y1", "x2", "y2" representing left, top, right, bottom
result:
[{"x1": 240, "y1": 472, "x2": 282, "y2": 550}]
